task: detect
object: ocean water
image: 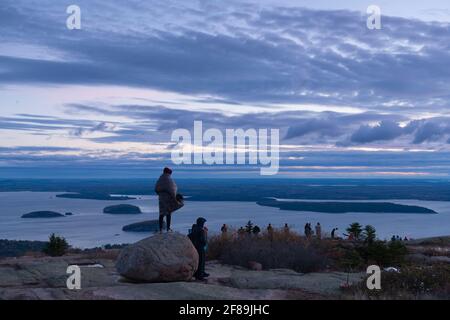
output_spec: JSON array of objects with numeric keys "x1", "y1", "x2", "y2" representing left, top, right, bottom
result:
[{"x1": 0, "y1": 192, "x2": 449, "y2": 248}]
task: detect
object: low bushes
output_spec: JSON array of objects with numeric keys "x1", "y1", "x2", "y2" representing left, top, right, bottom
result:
[
  {"x1": 339, "y1": 241, "x2": 408, "y2": 271},
  {"x1": 347, "y1": 265, "x2": 450, "y2": 299},
  {"x1": 208, "y1": 222, "x2": 409, "y2": 273},
  {"x1": 207, "y1": 229, "x2": 329, "y2": 273},
  {"x1": 43, "y1": 233, "x2": 69, "y2": 257}
]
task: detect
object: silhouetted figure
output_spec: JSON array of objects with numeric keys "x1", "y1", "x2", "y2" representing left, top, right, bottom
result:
[
  {"x1": 245, "y1": 221, "x2": 254, "y2": 234},
  {"x1": 189, "y1": 217, "x2": 208, "y2": 280},
  {"x1": 154, "y1": 167, "x2": 184, "y2": 232},
  {"x1": 283, "y1": 223, "x2": 290, "y2": 234},
  {"x1": 331, "y1": 227, "x2": 338, "y2": 239},
  {"x1": 267, "y1": 224, "x2": 274, "y2": 241},
  {"x1": 221, "y1": 224, "x2": 228, "y2": 234},
  {"x1": 304, "y1": 223, "x2": 313, "y2": 238},
  {"x1": 315, "y1": 223, "x2": 322, "y2": 239}
]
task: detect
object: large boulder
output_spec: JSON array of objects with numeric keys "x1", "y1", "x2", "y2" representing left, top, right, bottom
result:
[
  {"x1": 122, "y1": 220, "x2": 163, "y2": 232},
  {"x1": 116, "y1": 232, "x2": 198, "y2": 282}
]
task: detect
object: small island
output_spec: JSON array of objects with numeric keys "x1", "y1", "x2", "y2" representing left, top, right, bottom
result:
[
  {"x1": 257, "y1": 199, "x2": 437, "y2": 214},
  {"x1": 21, "y1": 211, "x2": 65, "y2": 218},
  {"x1": 103, "y1": 204, "x2": 142, "y2": 214},
  {"x1": 122, "y1": 220, "x2": 163, "y2": 232},
  {"x1": 56, "y1": 193, "x2": 136, "y2": 201}
]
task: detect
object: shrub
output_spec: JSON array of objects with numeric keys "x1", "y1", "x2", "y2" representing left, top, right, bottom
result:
[
  {"x1": 0, "y1": 239, "x2": 47, "y2": 258},
  {"x1": 347, "y1": 265, "x2": 450, "y2": 299},
  {"x1": 363, "y1": 225, "x2": 377, "y2": 244},
  {"x1": 346, "y1": 222, "x2": 363, "y2": 240},
  {"x1": 354, "y1": 240, "x2": 408, "y2": 267},
  {"x1": 43, "y1": 233, "x2": 69, "y2": 257},
  {"x1": 244, "y1": 221, "x2": 254, "y2": 234},
  {"x1": 341, "y1": 248, "x2": 365, "y2": 270},
  {"x1": 207, "y1": 229, "x2": 329, "y2": 273}
]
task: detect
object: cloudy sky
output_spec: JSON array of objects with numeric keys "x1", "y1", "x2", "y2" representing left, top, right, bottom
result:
[{"x1": 1, "y1": 0, "x2": 450, "y2": 178}]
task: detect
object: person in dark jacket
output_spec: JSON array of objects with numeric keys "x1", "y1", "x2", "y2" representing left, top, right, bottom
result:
[
  {"x1": 305, "y1": 223, "x2": 313, "y2": 239},
  {"x1": 190, "y1": 217, "x2": 208, "y2": 280},
  {"x1": 331, "y1": 227, "x2": 338, "y2": 239}
]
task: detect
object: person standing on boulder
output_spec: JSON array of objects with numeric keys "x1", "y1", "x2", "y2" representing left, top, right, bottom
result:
[
  {"x1": 155, "y1": 167, "x2": 184, "y2": 232},
  {"x1": 189, "y1": 217, "x2": 208, "y2": 280}
]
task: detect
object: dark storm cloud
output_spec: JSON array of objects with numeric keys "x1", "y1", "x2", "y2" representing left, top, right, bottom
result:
[
  {"x1": 1, "y1": 1, "x2": 450, "y2": 112},
  {"x1": 7, "y1": 102, "x2": 447, "y2": 148},
  {"x1": 79, "y1": 103, "x2": 450, "y2": 146},
  {"x1": 350, "y1": 120, "x2": 404, "y2": 143},
  {"x1": 407, "y1": 118, "x2": 450, "y2": 144}
]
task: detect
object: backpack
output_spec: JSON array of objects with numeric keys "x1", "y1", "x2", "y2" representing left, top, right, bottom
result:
[{"x1": 187, "y1": 224, "x2": 196, "y2": 243}]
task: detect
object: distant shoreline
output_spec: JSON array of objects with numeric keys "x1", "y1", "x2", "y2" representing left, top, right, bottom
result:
[
  {"x1": 2, "y1": 178, "x2": 450, "y2": 201},
  {"x1": 257, "y1": 199, "x2": 437, "y2": 214},
  {"x1": 56, "y1": 193, "x2": 136, "y2": 201}
]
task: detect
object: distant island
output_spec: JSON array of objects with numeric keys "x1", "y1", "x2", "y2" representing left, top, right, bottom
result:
[
  {"x1": 257, "y1": 199, "x2": 437, "y2": 214},
  {"x1": 21, "y1": 211, "x2": 65, "y2": 218},
  {"x1": 103, "y1": 204, "x2": 142, "y2": 214},
  {"x1": 122, "y1": 220, "x2": 162, "y2": 232},
  {"x1": 56, "y1": 193, "x2": 136, "y2": 201}
]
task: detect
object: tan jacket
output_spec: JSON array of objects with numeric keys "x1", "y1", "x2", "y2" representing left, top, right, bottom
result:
[{"x1": 155, "y1": 173, "x2": 183, "y2": 216}]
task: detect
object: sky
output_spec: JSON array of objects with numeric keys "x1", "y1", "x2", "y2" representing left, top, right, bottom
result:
[{"x1": 1, "y1": 0, "x2": 450, "y2": 179}]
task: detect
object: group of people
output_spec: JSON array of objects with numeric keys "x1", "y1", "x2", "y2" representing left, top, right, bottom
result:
[
  {"x1": 220, "y1": 221, "x2": 339, "y2": 241},
  {"x1": 304, "y1": 222, "x2": 325, "y2": 239},
  {"x1": 391, "y1": 235, "x2": 409, "y2": 242},
  {"x1": 154, "y1": 167, "x2": 343, "y2": 282}
]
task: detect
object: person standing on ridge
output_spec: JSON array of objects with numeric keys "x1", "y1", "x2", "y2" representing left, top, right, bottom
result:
[
  {"x1": 331, "y1": 227, "x2": 338, "y2": 239},
  {"x1": 315, "y1": 223, "x2": 322, "y2": 239},
  {"x1": 221, "y1": 224, "x2": 228, "y2": 234},
  {"x1": 305, "y1": 223, "x2": 312, "y2": 238},
  {"x1": 267, "y1": 223, "x2": 274, "y2": 241},
  {"x1": 189, "y1": 217, "x2": 209, "y2": 280},
  {"x1": 221, "y1": 224, "x2": 228, "y2": 239},
  {"x1": 154, "y1": 167, "x2": 184, "y2": 233}
]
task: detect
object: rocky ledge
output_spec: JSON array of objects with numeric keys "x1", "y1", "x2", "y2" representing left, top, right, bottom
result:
[
  {"x1": 0, "y1": 253, "x2": 364, "y2": 300},
  {"x1": 0, "y1": 233, "x2": 366, "y2": 300}
]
